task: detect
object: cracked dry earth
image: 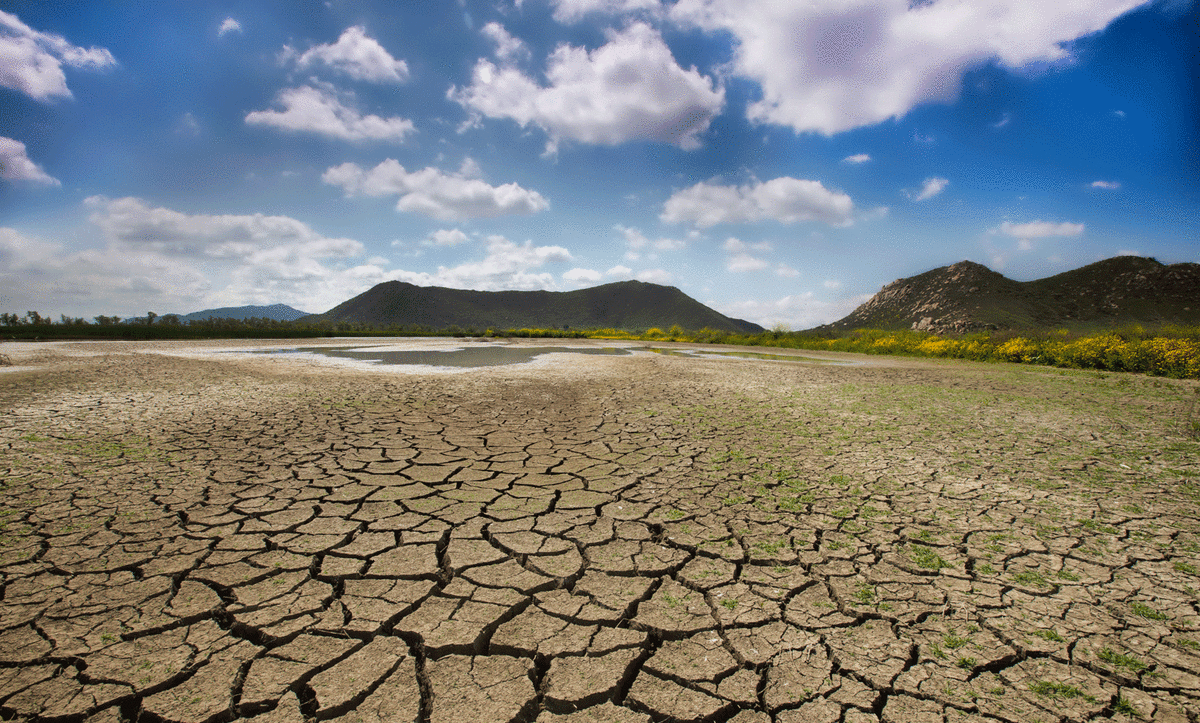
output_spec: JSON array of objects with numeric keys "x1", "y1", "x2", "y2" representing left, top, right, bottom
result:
[{"x1": 1, "y1": 340, "x2": 1200, "y2": 723}]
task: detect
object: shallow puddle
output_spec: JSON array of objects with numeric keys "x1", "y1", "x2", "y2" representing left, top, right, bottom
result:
[{"x1": 260, "y1": 344, "x2": 634, "y2": 368}]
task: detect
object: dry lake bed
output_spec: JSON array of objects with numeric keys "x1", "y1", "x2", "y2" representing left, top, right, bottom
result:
[{"x1": 1, "y1": 338, "x2": 1199, "y2": 723}]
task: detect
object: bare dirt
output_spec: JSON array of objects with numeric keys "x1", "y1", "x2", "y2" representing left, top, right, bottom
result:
[{"x1": 1, "y1": 339, "x2": 1198, "y2": 723}]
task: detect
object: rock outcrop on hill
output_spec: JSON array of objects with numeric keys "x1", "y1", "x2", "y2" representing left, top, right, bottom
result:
[{"x1": 821, "y1": 256, "x2": 1200, "y2": 334}]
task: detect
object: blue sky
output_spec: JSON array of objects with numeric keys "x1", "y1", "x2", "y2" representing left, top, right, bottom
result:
[{"x1": 1, "y1": 0, "x2": 1196, "y2": 328}]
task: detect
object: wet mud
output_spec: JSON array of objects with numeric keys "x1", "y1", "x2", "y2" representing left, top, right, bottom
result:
[{"x1": 1, "y1": 340, "x2": 1198, "y2": 722}]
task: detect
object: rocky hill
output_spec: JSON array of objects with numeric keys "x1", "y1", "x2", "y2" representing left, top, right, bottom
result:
[
  {"x1": 173, "y1": 304, "x2": 312, "y2": 323},
  {"x1": 820, "y1": 256, "x2": 1200, "y2": 334},
  {"x1": 306, "y1": 280, "x2": 765, "y2": 333}
]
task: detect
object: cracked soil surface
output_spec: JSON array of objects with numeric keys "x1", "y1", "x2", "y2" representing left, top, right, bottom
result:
[{"x1": 1, "y1": 338, "x2": 1199, "y2": 723}]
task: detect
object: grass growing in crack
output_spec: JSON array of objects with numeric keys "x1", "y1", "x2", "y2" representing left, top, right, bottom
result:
[
  {"x1": 1010, "y1": 569, "x2": 1050, "y2": 587},
  {"x1": 1173, "y1": 561, "x2": 1198, "y2": 576},
  {"x1": 956, "y1": 656, "x2": 976, "y2": 670},
  {"x1": 908, "y1": 544, "x2": 949, "y2": 570},
  {"x1": 1114, "y1": 697, "x2": 1141, "y2": 718},
  {"x1": 852, "y1": 584, "x2": 876, "y2": 607},
  {"x1": 1097, "y1": 647, "x2": 1148, "y2": 673},
  {"x1": 1130, "y1": 601, "x2": 1168, "y2": 621},
  {"x1": 943, "y1": 631, "x2": 970, "y2": 649},
  {"x1": 1032, "y1": 628, "x2": 1065, "y2": 643},
  {"x1": 1030, "y1": 680, "x2": 1095, "y2": 702}
]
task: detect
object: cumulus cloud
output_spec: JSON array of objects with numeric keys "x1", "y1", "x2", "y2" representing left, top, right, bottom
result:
[
  {"x1": 615, "y1": 225, "x2": 685, "y2": 261},
  {"x1": 670, "y1": 0, "x2": 1149, "y2": 135},
  {"x1": 218, "y1": 18, "x2": 242, "y2": 37},
  {"x1": 549, "y1": 0, "x2": 662, "y2": 23},
  {"x1": 0, "y1": 10, "x2": 117, "y2": 101},
  {"x1": 280, "y1": 26, "x2": 409, "y2": 83},
  {"x1": 636, "y1": 268, "x2": 673, "y2": 284},
  {"x1": 322, "y1": 158, "x2": 549, "y2": 220},
  {"x1": 2, "y1": 197, "x2": 381, "y2": 315},
  {"x1": 1091, "y1": 180, "x2": 1120, "y2": 189},
  {"x1": 717, "y1": 290, "x2": 871, "y2": 330},
  {"x1": 661, "y1": 177, "x2": 854, "y2": 228},
  {"x1": 0, "y1": 136, "x2": 60, "y2": 185},
  {"x1": 723, "y1": 237, "x2": 772, "y2": 272},
  {"x1": 87, "y1": 196, "x2": 363, "y2": 260},
  {"x1": 563, "y1": 267, "x2": 602, "y2": 282},
  {"x1": 606, "y1": 264, "x2": 633, "y2": 277},
  {"x1": 727, "y1": 253, "x2": 768, "y2": 272},
  {"x1": 905, "y1": 176, "x2": 948, "y2": 201},
  {"x1": 389, "y1": 234, "x2": 572, "y2": 291},
  {"x1": 481, "y1": 22, "x2": 528, "y2": 62},
  {"x1": 426, "y1": 228, "x2": 471, "y2": 246},
  {"x1": 450, "y1": 22, "x2": 724, "y2": 152},
  {"x1": 245, "y1": 85, "x2": 415, "y2": 142},
  {"x1": 842, "y1": 153, "x2": 871, "y2": 164},
  {"x1": 995, "y1": 220, "x2": 1084, "y2": 238}
]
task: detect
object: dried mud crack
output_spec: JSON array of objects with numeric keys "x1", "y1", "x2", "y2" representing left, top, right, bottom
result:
[{"x1": 1, "y1": 340, "x2": 1199, "y2": 723}]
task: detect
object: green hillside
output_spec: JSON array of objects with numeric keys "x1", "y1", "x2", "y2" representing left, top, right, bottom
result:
[{"x1": 306, "y1": 280, "x2": 764, "y2": 333}]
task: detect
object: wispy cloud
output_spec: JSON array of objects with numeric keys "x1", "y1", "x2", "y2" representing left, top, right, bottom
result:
[
  {"x1": 0, "y1": 136, "x2": 60, "y2": 186},
  {"x1": 217, "y1": 17, "x2": 242, "y2": 37},
  {"x1": 905, "y1": 177, "x2": 948, "y2": 202}
]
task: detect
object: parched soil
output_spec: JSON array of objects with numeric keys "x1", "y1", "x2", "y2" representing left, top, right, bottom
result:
[{"x1": 1, "y1": 339, "x2": 1199, "y2": 723}]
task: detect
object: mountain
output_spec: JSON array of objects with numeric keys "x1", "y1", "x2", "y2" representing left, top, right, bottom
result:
[
  {"x1": 173, "y1": 304, "x2": 312, "y2": 323},
  {"x1": 819, "y1": 256, "x2": 1200, "y2": 335},
  {"x1": 306, "y1": 280, "x2": 765, "y2": 333}
]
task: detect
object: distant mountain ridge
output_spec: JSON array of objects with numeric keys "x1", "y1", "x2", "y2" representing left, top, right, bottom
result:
[
  {"x1": 821, "y1": 256, "x2": 1200, "y2": 334},
  {"x1": 174, "y1": 304, "x2": 311, "y2": 323},
  {"x1": 305, "y1": 280, "x2": 765, "y2": 333}
]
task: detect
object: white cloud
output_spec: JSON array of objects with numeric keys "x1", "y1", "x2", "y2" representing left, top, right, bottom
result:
[
  {"x1": 606, "y1": 265, "x2": 633, "y2": 277},
  {"x1": 481, "y1": 22, "x2": 528, "y2": 62},
  {"x1": 2, "y1": 197, "x2": 378, "y2": 316},
  {"x1": 281, "y1": 26, "x2": 409, "y2": 83},
  {"x1": 218, "y1": 18, "x2": 242, "y2": 37},
  {"x1": 717, "y1": 291, "x2": 870, "y2": 330},
  {"x1": 636, "y1": 268, "x2": 673, "y2": 284},
  {"x1": 775, "y1": 264, "x2": 799, "y2": 277},
  {"x1": 389, "y1": 235, "x2": 572, "y2": 291},
  {"x1": 245, "y1": 85, "x2": 415, "y2": 142},
  {"x1": 323, "y1": 158, "x2": 549, "y2": 220},
  {"x1": 563, "y1": 267, "x2": 602, "y2": 282},
  {"x1": 1091, "y1": 180, "x2": 1120, "y2": 190},
  {"x1": 0, "y1": 136, "x2": 59, "y2": 186},
  {"x1": 905, "y1": 176, "x2": 948, "y2": 202},
  {"x1": 727, "y1": 253, "x2": 768, "y2": 272},
  {"x1": 615, "y1": 225, "x2": 686, "y2": 257},
  {"x1": 426, "y1": 228, "x2": 471, "y2": 246},
  {"x1": 995, "y1": 220, "x2": 1084, "y2": 238},
  {"x1": 450, "y1": 22, "x2": 724, "y2": 151},
  {"x1": 175, "y1": 112, "x2": 201, "y2": 136},
  {"x1": 842, "y1": 153, "x2": 871, "y2": 164},
  {"x1": 991, "y1": 113, "x2": 1011, "y2": 129},
  {"x1": 86, "y1": 196, "x2": 363, "y2": 260},
  {"x1": 0, "y1": 10, "x2": 117, "y2": 101},
  {"x1": 661, "y1": 176, "x2": 853, "y2": 228},
  {"x1": 722, "y1": 237, "x2": 771, "y2": 252},
  {"x1": 670, "y1": 0, "x2": 1149, "y2": 135},
  {"x1": 550, "y1": 0, "x2": 662, "y2": 23}
]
